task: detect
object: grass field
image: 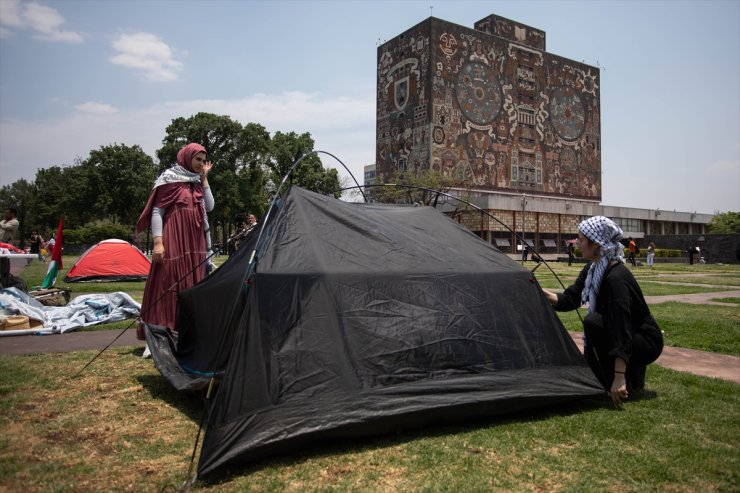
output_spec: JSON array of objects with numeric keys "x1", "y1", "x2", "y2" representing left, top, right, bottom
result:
[{"x1": 0, "y1": 257, "x2": 738, "y2": 492}]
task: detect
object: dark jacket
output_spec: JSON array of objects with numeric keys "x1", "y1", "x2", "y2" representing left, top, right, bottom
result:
[{"x1": 554, "y1": 262, "x2": 662, "y2": 363}]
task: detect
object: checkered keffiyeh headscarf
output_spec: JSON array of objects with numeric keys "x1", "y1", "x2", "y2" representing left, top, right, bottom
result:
[{"x1": 578, "y1": 216, "x2": 625, "y2": 312}]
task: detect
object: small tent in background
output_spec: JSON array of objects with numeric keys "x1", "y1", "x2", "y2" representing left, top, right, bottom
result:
[
  {"x1": 144, "y1": 186, "x2": 604, "y2": 479},
  {"x1": 64, "y1": 239, "x2": 150, "y2": 282}
]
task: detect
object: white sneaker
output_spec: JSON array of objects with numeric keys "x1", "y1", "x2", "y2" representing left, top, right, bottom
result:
[{"x1": 142, "y1": 344, "x2": 151, "y2": 359}]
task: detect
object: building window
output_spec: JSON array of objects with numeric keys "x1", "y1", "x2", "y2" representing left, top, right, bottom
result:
[{"x1": 614, "y1": 218, "x2": 642, "y2": 232}]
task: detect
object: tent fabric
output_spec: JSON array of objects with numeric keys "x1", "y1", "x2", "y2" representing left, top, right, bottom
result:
[
  {"x1": 64, "y1": 239, "x2": 150, "y2": 282},
  {"x1": 144, "y1": 186, "x2": 604, "y2": 478}
]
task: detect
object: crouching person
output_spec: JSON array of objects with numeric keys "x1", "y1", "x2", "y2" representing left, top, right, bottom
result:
[{"x1": 541, "y1": 216, "x2": 663, "y2": 406}]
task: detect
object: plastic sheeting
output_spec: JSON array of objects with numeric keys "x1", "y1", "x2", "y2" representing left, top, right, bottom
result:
[
  {"x1": 144, "y1": 187, "x2": 604, "y2": 478},
  {"x1": 0, "y1": 287, "x2": 140, "y2": 335}
]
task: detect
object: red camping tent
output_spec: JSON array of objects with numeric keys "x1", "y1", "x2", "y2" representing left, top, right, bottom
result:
[{"x1": 64, "y1": 239, "x2": 150, "y2": 282}]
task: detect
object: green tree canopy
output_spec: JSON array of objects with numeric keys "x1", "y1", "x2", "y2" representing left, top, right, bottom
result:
[
  {"x1": 78, "y1": 143, "x2": 157, "y2": 225},
  {"x1": 708, "y1": 211, "x2": 740, "y2": 234},
  {"x1": 368, "y1": 169, "x2": 456, "y2": 205},
  {"x1": 267, "y1": 131, "x2": 341, "y2": 198}
]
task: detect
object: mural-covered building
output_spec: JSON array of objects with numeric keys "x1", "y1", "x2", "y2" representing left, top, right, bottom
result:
[{"x1": 376, "y1": 14, "x2": 709, "y2": 252}]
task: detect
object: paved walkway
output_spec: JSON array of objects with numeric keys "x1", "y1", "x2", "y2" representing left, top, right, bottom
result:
[
  {"x1": 644, "y1": 290, "x2": 740, "y2": 306},
  {"x1": 568, "y1": 332, "x2": 740, "y2": 384},
  {"x1": 0, "y1": 327, "x2": 142, "y2": 356}
]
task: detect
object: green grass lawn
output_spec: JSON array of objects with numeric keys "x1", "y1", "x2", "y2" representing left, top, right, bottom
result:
[
  {"x1": 0, "y1": 350, "x2": 737, "y2": 492},
  {"x1": 2, "y1": 256, "x2": 738, "y2": 491}
]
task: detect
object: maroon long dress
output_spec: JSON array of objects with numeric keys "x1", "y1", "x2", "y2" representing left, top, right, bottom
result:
[{"x1": 136, "y1": 182, "x2": 207, "y2": 339}]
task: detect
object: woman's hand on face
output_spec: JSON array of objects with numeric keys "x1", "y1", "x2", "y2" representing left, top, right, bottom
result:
[
  {"x1": 152, "y1": 243, "x2": 165, "y2": 264},
  {"x1": 201, "y1": 161, "x2": 213, "y2": 179},
  {"x1": 610, "y1": 373, "x2": 629, "y2": 407}
]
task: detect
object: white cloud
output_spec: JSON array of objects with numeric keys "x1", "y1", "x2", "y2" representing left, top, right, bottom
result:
[
  {"x1": 0, "y1": 92, "x2": 375, "y2": 191},
  {"x1": 0, "y1": 0, "x2": 23, "y2": 27},
  {"x1": 0, "y1": 0, "x2": 84, "y2": 43},
  {"x1": 110, "y1": 32, "x2": 182, "y2": 81},
  {"x1": 75, "y1": 102, "x2": 118, "y2": 115},
  {"x1": 706, "y1": 159, "x2": 739, "y2": 176}
]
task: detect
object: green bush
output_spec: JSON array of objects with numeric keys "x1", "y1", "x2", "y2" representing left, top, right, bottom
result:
[
  {"x1": 573, "y1": 247, "x2": 682, "y2": 257},
  {"x1": 655, "y1": 248, "x2": 682, "y2": 257},
  {"x1": 63, "y1": 222, "x2": 134, "y2": 247}
]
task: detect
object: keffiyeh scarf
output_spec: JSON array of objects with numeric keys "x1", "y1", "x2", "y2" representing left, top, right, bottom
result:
[
  {"x1": 152, "y1": 164, "x2": 202, "y2": 189},
  {"x1": 151, "y1": 165, "x2": 212, "y2": 252},
  {"x1": 579, "y1": 216, "x2": 625, "y2": 312}
]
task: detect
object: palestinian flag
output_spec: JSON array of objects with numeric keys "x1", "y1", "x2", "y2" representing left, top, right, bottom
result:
[{"x1": 42, "y1": 215, "x2": 64, "y2": 288}]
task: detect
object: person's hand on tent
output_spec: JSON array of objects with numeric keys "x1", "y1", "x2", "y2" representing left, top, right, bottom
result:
[{"x1": 610, "y1": 363, "x2": 629, "y2": 407}]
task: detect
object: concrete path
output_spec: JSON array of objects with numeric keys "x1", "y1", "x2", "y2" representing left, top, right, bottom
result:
[
  {"x1": 1, "y1": 322, "x2": 738, "y2": 385},
  {"x1": 568, "y1": 332, "x2": 740, "y2": 384},
  {"x1": 644, "y1": 290, "x2": 740, "y2": 306},
  {"x1": 0, "y1": 328, "x2": 142, "y2": 356}
]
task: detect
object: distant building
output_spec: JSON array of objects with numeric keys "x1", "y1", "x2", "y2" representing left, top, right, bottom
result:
[
  {"x1": 375, "y1": 13, "x2": 711, "y2": 253},
  {"x1": 364, "y1": 164, "x2": 376, "y2": 186}
]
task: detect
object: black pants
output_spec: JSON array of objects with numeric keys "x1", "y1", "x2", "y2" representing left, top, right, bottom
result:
[{"x1": 582, "y1": 313, "x2": 663, "y2": 391}]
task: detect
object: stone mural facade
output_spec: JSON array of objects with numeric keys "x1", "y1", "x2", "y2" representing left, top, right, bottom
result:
[{"x1": 376, "y1": 14, "x2": 602, "y2": 202}]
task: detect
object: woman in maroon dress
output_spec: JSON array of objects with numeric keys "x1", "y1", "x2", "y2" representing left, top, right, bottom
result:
[{"x1": 136, "y1": 143, "x2": 214, "y2": 339}]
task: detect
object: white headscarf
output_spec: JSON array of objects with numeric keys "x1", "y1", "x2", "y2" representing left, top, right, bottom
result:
[{"x1": 579, "y1": 216, "x2": 625, "y2": 312}]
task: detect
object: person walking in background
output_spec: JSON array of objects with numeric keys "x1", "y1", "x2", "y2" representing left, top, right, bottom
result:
[
  {"x1": 0, "y1": 208, "x2": 19, "y2": 245},
  {"x1": 646, "y1": 242, "x2": 656, "y2": 268},
  {"x1": 136, "y1": 143, "x2": 214, "y2": 341},
  {"x1": 688, "y1": 245, "x2": 695, "y2": 265},
  {"x1": 540, "y1": 216, "x2": 663, "y2": 405},
  {"x1": 44, "y1": 235, "x2": 55, "y2": 262},
  {"x1": 627, "y1": 237, "x2": 637, "y2": 267},
  {"x1": 29, "y1": 230, "x2": 45, "y2": 262},
  {"x1": 567, "y1": 241, "x2": 575, "y2": 266}
]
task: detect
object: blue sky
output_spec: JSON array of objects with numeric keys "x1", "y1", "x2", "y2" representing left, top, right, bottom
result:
[{"x1": 1, "y1": 0, "x2": 738, "y2": 214}]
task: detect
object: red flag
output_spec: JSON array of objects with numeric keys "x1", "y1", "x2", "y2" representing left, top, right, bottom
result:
[{"x1": 51, "y1": 215, "x2": 64, "y2": 269}]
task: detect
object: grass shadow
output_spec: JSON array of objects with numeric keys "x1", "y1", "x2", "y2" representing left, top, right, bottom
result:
[
  {"x1": 197, "y1": 394, "x2": 611, "y2": 486},
  {"x1": 629, "y1": 389, "x2": 658, "y2": 402},
  {"x1": 136, "y1": 373, "x2": 206, "y2": 422}
]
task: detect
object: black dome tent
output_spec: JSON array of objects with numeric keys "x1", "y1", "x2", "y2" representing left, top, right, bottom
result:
[{"x1": 142, "y1": 185, "x2": 603, "y2": 479}]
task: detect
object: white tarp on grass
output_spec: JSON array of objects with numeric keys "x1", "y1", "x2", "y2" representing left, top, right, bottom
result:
[{"x1": 0, "y1": 287, "x2": 140, "y2": 336}]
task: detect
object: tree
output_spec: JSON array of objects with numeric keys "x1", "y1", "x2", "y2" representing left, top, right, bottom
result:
[
  {"x1": 708, "y1": 211, "x2": 740, "y2": 234},
  {"x1": 31, "y1": 166, "x2": 81, "y2": 230},
  {"x1": 368, "y1": 169, "x2": 456, "y2": 205},
  {"x1": 237, "y1": 123, "x2": 272, "y2": 220},
  {"x1": 267, "y1": 131, "x2": 341, "y2": 198},
  {"x1": 78, "y1": 144, "x2": 157, "y2": 225}
]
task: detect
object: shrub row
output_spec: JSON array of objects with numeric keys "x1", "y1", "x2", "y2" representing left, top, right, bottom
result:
[
  {"x1": 573, "y1": 247, "x2": 683, "y2": 257},
  {"x1": 63, "y1": 223, "x2": 134, "y2": 247}
]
